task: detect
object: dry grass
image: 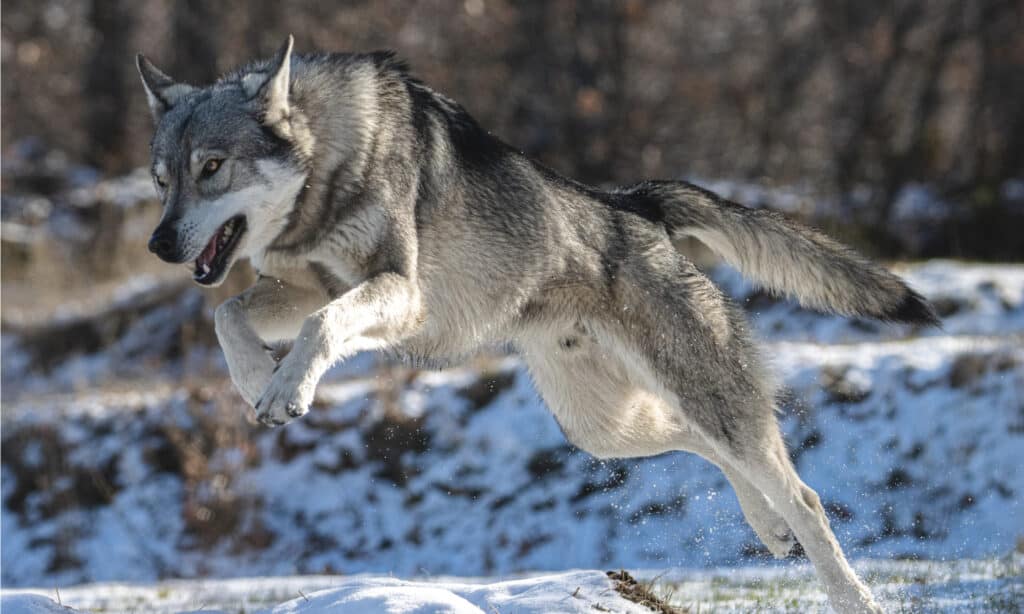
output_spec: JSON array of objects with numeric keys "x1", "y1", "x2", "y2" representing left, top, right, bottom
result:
[{"x1": 607, "y1": 570, "x2": 687, "y2": 614}]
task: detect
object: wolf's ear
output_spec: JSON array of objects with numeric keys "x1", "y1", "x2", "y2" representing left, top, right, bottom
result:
[
  {"x1": 136, "y1": 54, "x2": 194, "y2": 122},
  {"x1": 245, "y1": 35, "x2": 294, "y2": 127}
]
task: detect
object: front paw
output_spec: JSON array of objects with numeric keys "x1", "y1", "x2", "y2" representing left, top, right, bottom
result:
[{"x1": 254, "y1": 363, "x2": 314, "y2": 427}]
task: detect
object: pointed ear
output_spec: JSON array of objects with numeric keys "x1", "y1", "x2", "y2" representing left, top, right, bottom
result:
[
  {"x1": 136, "y1": 54, "x2": 195, "y2": 122},
  {"x1": 245, "y1": 35, "x2": 294, "y2": 127}
]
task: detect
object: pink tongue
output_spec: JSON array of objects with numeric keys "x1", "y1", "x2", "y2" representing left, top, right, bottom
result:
[{"x1": 198, "y1": 230, "x2": 220, "y2": 268}]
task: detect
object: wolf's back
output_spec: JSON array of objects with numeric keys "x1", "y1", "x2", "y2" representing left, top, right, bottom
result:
[{"x1": 629, "y1": 181, "x2": 939, "y2": 325}]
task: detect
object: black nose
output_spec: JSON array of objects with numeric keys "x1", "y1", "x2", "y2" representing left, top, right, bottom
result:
[{"x1": 148, "y1": 225, "x2": 179, "y2": 262}]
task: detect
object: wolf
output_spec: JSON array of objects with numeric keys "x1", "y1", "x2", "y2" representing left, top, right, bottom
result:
[{"x1": 137, "y1": 36, "x2": 937, "y2": 613}]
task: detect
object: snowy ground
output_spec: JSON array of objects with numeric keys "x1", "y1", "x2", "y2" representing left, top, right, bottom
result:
[
  {"x1": 2, "y1": 259, "x2": 1022, "y2": 612},
  {"x1": 2, "y1": 556, "x2": 1021, "y2": 613},
  {"x1": 0, "y1": 570, "x2": 662, "y2": 614}
]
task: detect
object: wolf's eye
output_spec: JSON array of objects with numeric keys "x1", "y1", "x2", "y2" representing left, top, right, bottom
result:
[
  {"x1": 154, "y1": 175, "x2": 167, "y2": 189},
  {"x1": 201, "y1": 158, "x2": 224, "y2": 178}
]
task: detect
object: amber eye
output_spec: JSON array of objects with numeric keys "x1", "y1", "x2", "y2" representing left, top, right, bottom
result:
[{"x1": 201, "y1": 158, "x2": 223, "y2": 177}]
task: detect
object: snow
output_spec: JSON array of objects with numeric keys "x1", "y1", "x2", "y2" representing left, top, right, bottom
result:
[
  {"x1": 0, "y1": 594, "x2": 75, "y2": 614},
  {"x1": 264, "y1": 572, "x2": 640, "y2": 614},
  {"x1": 1, "y1": 571, "x2": 654, "y2": 614},
  {"x1": 643, "y1": 555, "x2": 1023, "y2": 612},
  {"x1": 3, "y1": 558, "x2": 1021, "y2": 613}
]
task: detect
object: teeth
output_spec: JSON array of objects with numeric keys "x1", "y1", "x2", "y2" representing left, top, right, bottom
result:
[
  {"x1": 201, "y1": 263, "x2": 210, "y2": 274},
  {"x1": 223, "y1": 225, "x2": 233, "y2": 238}
]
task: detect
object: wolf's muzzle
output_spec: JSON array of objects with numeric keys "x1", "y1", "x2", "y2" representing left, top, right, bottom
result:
[{"x1": 148, "y1": 224, "x2": 181, "y2": 263}]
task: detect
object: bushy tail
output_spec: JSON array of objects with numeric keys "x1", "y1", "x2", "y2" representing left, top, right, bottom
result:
[{"x1": 630, "y1": 181, "x2": 939, "y2": 324}]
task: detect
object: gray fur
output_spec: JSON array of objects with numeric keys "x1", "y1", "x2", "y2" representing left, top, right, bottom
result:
[
  {"x1": 649, "y1": 181, "x2": 939, "y2": 323},
  {"x1": 137, "y1": 39, "x2": 939, "y2": 613}
]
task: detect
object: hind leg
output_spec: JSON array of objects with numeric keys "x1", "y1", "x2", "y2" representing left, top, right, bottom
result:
[
  {"x1": 686, "y1": 440, "x2": 797, "y2": 559},
  {"x1": 520, "y1": 329, "x2": 795, "y2": 558},
  {"x1": 607, "y1": 250, "x2": 877, "y2": 612},
  {"x1": 661, "y1": 426, "x2": 798, "y2": 558},
  {"x1": 711, "y1": 424, "x2": 881, "y2": 613}
]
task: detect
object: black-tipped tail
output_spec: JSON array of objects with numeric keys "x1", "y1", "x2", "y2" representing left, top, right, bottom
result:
[
  {"x1": 642, "y1": 180, "x2": 944, "y2": 325},
  {"x1": 884, "y1": 289, "x2": 941, "y2": 327}
]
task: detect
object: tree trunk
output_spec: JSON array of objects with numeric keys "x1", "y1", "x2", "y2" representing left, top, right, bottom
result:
[{"x1": 84, "y1": 0, "x2": 135, "y2": 173}]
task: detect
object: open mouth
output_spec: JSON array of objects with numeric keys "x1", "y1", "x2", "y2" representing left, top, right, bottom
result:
[{"x1": 193, "y1": 215, "x2": 246, "y2": 285}]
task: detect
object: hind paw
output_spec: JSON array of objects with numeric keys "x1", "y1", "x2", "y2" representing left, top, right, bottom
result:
[
  {"x1": 765, "y1": 523, "x2": 798, "y2": 559},
  {"x1": 748, "y1": 514, "x2": 798, "y2": 559}
]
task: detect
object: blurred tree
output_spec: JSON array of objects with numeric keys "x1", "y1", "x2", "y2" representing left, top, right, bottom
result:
[
  {"x1": 171, "y1": 0, "x2": 221, "y2": 83},
  {"x1": 973, "y1": 1, "x2": 1024, "y2": 185},
  {"x1": 244, "y1": 1, "x2": 285, "y2": 58},
  {"x1": 85, "y1": 0, "x2": 136, "y2": 173},
  {"x1": 2, "y1": 0, "x2": 1022, "y2": 257},
  {"x1": 565, "y1": 0, "x2": 628, "y2": 184}
]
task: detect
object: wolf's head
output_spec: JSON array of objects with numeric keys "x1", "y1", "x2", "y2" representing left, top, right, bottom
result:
[{"x1": 137, "y1": 36, "x2": 310, "y2": 286}]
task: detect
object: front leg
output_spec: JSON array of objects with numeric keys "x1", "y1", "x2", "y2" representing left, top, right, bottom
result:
[
  {"x1": 214, "y1": 275, "x2": 328, "y2": 409},
  {"x1": 215, "y1": 298, "x2": 277, "y2": 407},
  {"x1": 255, "y1": 272, "x2": 422, "y2": 426}
]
